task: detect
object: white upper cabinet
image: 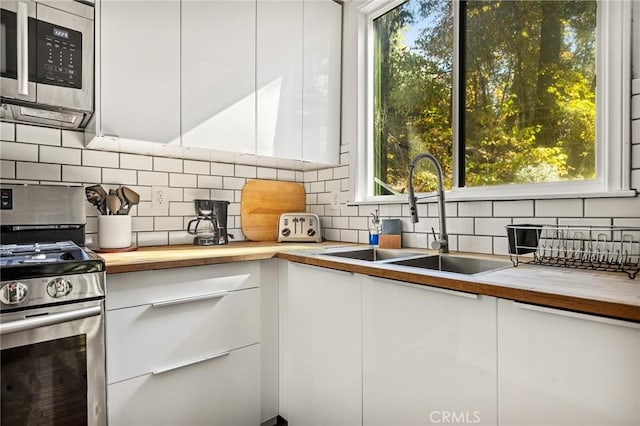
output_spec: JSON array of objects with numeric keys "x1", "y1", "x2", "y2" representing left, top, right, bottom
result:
[
  {"x1": 302, "y1": 0, "x2": 342, "y2": 165},
  {"x1": 181, "y1": 0, "x2": 256, "y2": 154},
  {"x1": 256, "y1": 0, "x2": 304, "y2": 160},
  {"x1": 98, "y1": 0, "x2": 181, "y2": 144}
]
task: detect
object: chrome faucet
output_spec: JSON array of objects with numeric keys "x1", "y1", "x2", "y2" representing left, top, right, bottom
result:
[{"x1": 408, "y1": 153, "x2": 449, "y2": 253}]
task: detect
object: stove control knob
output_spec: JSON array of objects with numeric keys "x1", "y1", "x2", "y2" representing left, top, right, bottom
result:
[
  {"x1": 281, "y1": 228, "x2": 291, "y2": 237},
  {"x1": 47, "y1": 278, "x2": 73, "y2": 298},
  {"x1": 0, "y1": 282, "x2": 28, "y2": 305}
]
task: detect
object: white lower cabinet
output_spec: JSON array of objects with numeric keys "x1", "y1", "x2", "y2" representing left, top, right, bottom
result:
[
  {"x1": 362, "y1": 276, "x2": 498, "y2": 426},
  {"x1": 498, "y1": 299, "x2": 640, "y2": 426},
  {"x1": 108, "y1": 344, "x2": 260, "y2": 426},
  {"x1": 279, "y1": 262, "x2": 363, "y2": 426},
  {"x1": 106, "y1": 262, "x2": 263, "y2": 426}
]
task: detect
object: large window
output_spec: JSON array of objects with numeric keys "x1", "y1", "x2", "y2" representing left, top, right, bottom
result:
[{"x1": 367, "y1": 0, "x2": 628, "y2": 198}]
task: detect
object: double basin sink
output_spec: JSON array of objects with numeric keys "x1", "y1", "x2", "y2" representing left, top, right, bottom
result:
[{"x1": 319, "y1": 248, "x2": 512, "y2": 276}]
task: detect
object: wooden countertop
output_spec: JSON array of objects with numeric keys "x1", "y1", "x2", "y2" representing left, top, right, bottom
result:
[{"x1": 97, "y1": 242, "x2": 640, "y2": 322}]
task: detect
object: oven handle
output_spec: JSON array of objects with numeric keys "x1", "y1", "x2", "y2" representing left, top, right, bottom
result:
[
  {"x1": 17, "y1": 1, "x2": 29, "y2": 96},
  {"x1": 0, "y1": 306, "x2": 102, "y2": 335}
]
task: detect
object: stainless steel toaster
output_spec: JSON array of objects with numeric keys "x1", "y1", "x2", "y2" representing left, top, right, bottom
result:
[{"x1": 277, "y1": 213, "x2": 322, "y2": 243}]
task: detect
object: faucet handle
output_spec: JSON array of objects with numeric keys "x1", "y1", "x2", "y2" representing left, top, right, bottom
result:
[{"x1": 430, "y1": 227, "x2": 448, "y2": 251}]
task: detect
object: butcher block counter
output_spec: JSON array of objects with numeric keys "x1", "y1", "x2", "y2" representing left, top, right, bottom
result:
[{"x1": 97, "y1": 242, "x2": 640, "y2": 322}]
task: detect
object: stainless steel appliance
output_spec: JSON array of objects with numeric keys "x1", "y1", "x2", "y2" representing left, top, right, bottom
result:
[
  {"x1": 0, "y1": 185, "x2": 106, "y2": 426},
  {"x1": 187, "y1": 199, "x2": 233, "y2": 246},
  {"x1": 277, "y1": 212, "x2": 322, "y2": 243},
  {"x1": 0, "y1": 0, "x2": 94, "y2": 129}
]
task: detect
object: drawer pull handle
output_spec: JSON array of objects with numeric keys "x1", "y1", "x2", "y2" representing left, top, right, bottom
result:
[
  {"x1": 152, "y1": 291, "x2": 229, "y2": 308},
  {"x1": 152, "y1": 350, "x2": 231, "y2": 375},
  {"x1": 512, "y1": 302, "x2": 640, "y2": 329}
]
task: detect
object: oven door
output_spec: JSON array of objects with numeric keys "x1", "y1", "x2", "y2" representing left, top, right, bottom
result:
[
  {"x1": 0, "y1": 299, "x2": 106, "y2": 426},
  {"x1": 0, "y1": 0, "x2": 37, "y2": 102}
]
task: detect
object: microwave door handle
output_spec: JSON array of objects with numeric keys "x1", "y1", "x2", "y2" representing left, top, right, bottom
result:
[{"x1": 17, "y1": 1, "x2": 29, "y2": 95}]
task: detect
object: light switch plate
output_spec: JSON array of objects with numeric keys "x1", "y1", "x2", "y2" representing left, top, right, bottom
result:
[{"x1": 330, "y1": 190, "x2": 340, "y2": 210}]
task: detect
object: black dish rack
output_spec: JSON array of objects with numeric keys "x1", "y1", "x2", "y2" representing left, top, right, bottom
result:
[{"x1": 506, "y1": 224, "x2": 640, "y2": 279}]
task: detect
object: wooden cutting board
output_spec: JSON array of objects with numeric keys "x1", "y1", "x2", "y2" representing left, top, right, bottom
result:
[{"x1": 241, "y1": 179, "x2": 306, "y2": 241}]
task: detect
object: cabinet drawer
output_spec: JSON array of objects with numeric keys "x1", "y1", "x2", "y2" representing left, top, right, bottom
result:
[
  {"x1": 108, "y1": 343, "x2": 260, "y2": 426},
  {"x1": 107, "y1": 287, "x2": 259, "y2": 384},
  {"x1": 106, "y1": 261, "x2": 261, "y2": 311}
]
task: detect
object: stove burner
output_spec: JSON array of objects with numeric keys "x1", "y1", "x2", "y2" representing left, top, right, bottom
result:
[{"x1": 0, "y1": 241, "x2": 91, "y2": 267}]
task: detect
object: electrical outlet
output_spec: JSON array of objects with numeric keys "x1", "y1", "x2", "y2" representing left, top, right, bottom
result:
[
  {"x1": 330, "y1": 190, "x2": 340, "y2": 210},
  {"x1": 151, "y1": 186, "x2": 169, "y2": 213}
]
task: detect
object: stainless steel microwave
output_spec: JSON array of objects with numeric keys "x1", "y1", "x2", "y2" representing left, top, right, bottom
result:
[{"x1": 0, "y1": 0, "x2": 94, "y2": 129}]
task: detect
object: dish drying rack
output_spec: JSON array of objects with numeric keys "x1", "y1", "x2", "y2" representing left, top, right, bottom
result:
[{"x1": 506, "y1": 224, "x2": 640, "y2": 279}]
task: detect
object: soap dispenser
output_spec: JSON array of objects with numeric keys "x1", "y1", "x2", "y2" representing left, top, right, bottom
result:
[{"x1": 369, "y1": 209, "x2": 381, "y2": 247}]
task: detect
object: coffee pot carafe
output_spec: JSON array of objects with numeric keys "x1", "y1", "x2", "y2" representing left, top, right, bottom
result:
[{"x1": 187, "y1": 199, "x2": 233, "y2": 246}]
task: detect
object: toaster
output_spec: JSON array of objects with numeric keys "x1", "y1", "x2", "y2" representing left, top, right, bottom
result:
[{"x1": 277, "y1": 213, "x2": 322, "y2": 243}]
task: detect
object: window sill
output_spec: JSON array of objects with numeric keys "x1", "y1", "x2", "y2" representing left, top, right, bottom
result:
[{"x1": 348, "y1": 189, "x2": 638, "y2": 206}]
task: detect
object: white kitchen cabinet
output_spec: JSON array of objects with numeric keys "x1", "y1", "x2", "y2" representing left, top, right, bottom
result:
[
  {"x1": 256, "y1": 0, "x2": 304, "y2": 160},
  {"x1": 362, "y1": 276, "x2": 498, "y2": 426},
  {"x1": 106, "y1": 262, "x2": 262, "y2": 426},
  {"x1": 279, "y1": 262, "x2": 362, "y2": 425},
  {"x1": 302, "y1": 0, "x2": 342, "y2": 165},
  {"x1": 181, "y1": 0, "x2": 256, "y2": 154},
  {"x1": 98, "y1": 0, "x2": 181, "y2": 144},
  {"x1": 108, "y1": 344, "x2": 260, "y2": 426},
  {"x1": 498, "y1": 299, "x2": 640, "y2": 426}
]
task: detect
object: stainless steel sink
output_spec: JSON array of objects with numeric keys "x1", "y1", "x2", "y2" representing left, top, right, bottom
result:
[
  {"x1": 321, "y1": 248, "x2": 425, "y2": 262},
  {"x1": 389, "y1": 255, "x2": 512, "y2": 275}
]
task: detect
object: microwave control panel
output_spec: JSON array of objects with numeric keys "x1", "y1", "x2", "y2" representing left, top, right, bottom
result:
[{"x1": 37, "y1": 20, "x2": 82, "y2": 89}]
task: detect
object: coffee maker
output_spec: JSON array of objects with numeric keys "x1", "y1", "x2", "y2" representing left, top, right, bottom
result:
[{"x1": 187, "y1": 200, "x2": 233, "y2": 246}]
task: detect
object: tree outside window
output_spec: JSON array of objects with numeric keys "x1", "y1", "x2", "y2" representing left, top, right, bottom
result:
[{"x1": 373, "y1": 0, "x2": 596, "y2": 195}]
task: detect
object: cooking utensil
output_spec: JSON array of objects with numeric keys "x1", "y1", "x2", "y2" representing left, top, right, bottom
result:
[
  {"x1": 116, "y1": 186, "x2": 128, "y2": 214},
  {"x1": 85, "y1": 184, "x2": 108, "y2": 215},
  {"x1": 121, "y1": 186, "x2": 140, "y2": 215},
  {"x1": 107, "y1": 194, "x2": 121, "y2": 215}
]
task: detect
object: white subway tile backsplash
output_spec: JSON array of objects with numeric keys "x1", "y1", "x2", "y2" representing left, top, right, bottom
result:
[
  {"x1": 512, "y1": 217, "x2": 557, "y2": 226},
  {"x1": 613, "y1": 218, "x2": 640, "y2": 227},
  {"x1": 137, "y1": 231, "x2": 169, "y2": 247},
  {"x1": 295, "y1": 171, "x2": 304, "y2": 182},
  {"x1": 211, "y1": 162, "x2": 235, "y2": 176},
  {"x1": 304, "y1": 170, "x2": 318, "y2": 182},
  {"x1": 458, "y1": 235, "x2": 493, "y2": 254},
  {"x1": 154, "y1": 157, "x2": 182, "y2": 173},
  {"x1": 132, "y1": 216, "x2": 154, "y2": 232},
  {"x1": 184, "y1": 160, "x2": 210, "y2": 175},
  {"x1": 61, "y1": 130, "x2": 85, "y2": 148},
  {"x1": 198, "y1": 175, "x2": 223, "y2": 188},
  {"x1": 0, "y1": 122, "x2": 16, "y2": 141},
  {"x1": 402, "y1": 232, "x2": 429, "y2": 249},
  {"x1": 494, "y1": 200, "x2": 534, "y2": 217},
  {"x1": 121, "y1": 153, "x2": 152, "y2": 171},
  {"x1": 169, "y1": 202, "x2": 195, "y2": 216},
  {"x1": 40, "y1": 146, "x2": 81, "y2": 165},
  {"x1": 535, "y1": 199, "x2": 583, "y2": 217},
  {"x1": 309, "y1": 204, "x2": 325, "y2": 216},
  {"x1": 340, "y1": 229, "x2": 359, "y2": 243},
  {"x1": 413, "y1": 217, "x2": 439, "y2": 233},
  {"x1": 447, "y1": 217, "x2": 474, "y2": 235},
  {"x1": 257, "y1": 167, "x2": 277, "y2": 180},
  {"x1": 632, "y1": 120, "x2": 640, "y2": 145},
  {"x1": 82, "y1": 150, "x2": 119, "y2": 168},
  {"x1": 169, "y1": 187, "x2": 183, "y2": 202},
  {"x1": 334, "y1": 166, "x2": 349, "y2": 179},
  {"x1": 324, "y1": 228, "x2": 340, "y2": 241},
  {"x1": 184, "y1": 188, "x2": 210, "y2": 200},
  {"x1": 379, "y1": 204, "x2": 402, "y2": 217},
  {"x1": 584, "y1": 197, "x2": 640, "y2": 217},
  {"x1": 222, "y1": 176, "x2": 245, "y2": 190},
  {"x1": 633, "y1": 95, "x2": 640, "y2": 119},
  {"x1": 306, "y1": 193, "x2": 318, "y2": 204},
  {"x1": 349, "y1": 216, "x2": 368, "y2": 230},
  {"x1": 333, "y1": 216, "x2": 349, "y2": 229},
  {"x1": 16, "y1": 124, "x2": 60, "y2": 146},
  {"x1": 155, "y1": 216, "x2": 184, "y2": 231},
  {"x1": 493, "y1": 237, "x2": 510, "y2": 255},
  {"x1": 17, "y1": 162, "x2": 60, "y2": 181},
  {"x1": 341, "y1": 179, "x2": 349, "y2": 191},
  {"x1": 102, "y1": 168, "x2": 137, "y2": 185},
  {"x1": 317, "y1": 168, "x2": 333, "y2": 181},
  {"x1": 170, "y1": 173, "x2": 197, "y2": 188},
  {"x1": 428, "y1": 202, "x2": 457, "y2": 217},
  {"x1": 211, "y1": 189, "x2": 235, "y2": 202},
  {"x1": 632, "y1": 170, "x2": 640, "y2": 191},
  {"x1": 558, "y1": 218, "x2": 612, "y2": 227},
  {"x1": 325, "y1": 179, "x2": 341, "y2": 191},
  {"x1": 235, "y1": 165, "x2": 257, "y2": 178},
  {"x1": 475, "y1": 218, "x2": 511, "y2": 236},
  {"x1": 138, "y1": 171, "x2": 168, "y2": 186},
  {"x1": 62, "y1": 165, "x2": 100, "y2": 183},
  {"x1": 169, "y1": 231, "x2": 193, "y2": 245},
  {"x1": 277, "y1": 169, "x2": 296, "y2": 181},
  {"x1": 458, "y1": 201, "x2": 492, "y2": 217},
  {"x1": 310, "y1": 181, "x2": 325, "y2": 193},
  {"x1": 1, "y1": 160, "x2": 15, "y2": 179},
  {"x1": 1, "y1": 141, "x2": 39, "y2": 161}
]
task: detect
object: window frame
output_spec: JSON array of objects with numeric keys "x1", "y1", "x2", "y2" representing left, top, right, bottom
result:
[{"x1": 351, "y1": 0, "x2": 634, "y2": 204}]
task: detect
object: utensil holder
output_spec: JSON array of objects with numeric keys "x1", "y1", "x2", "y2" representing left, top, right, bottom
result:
[{"x1": 98, "y1": 215, "x2": 132, "y2": 249}]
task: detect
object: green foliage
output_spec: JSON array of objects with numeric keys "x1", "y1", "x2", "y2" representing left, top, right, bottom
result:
[{"x1": 373, "y1": 0, "x2": 596, "y2": 195}]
